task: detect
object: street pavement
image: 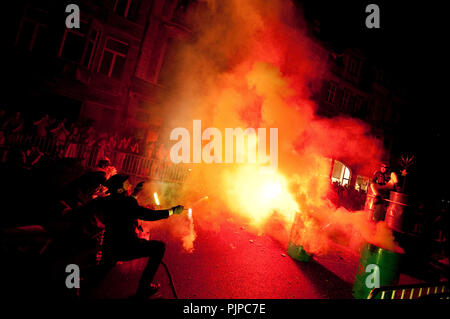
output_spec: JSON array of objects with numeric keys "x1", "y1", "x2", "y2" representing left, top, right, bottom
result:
[{"x1": 84, "y1": 219, "x2": 422, "y2": 299}]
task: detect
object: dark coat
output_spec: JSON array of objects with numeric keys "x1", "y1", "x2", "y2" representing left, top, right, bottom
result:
[{"x1": 100, "y1": 193, "x2": 169, "y2": 255}]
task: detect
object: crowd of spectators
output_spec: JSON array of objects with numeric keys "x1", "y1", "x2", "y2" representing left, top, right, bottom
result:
[
  {"x1": 328, "y1": 181, "x2": 367, "y2": 212},
  {"x1": 0, "y1": 109, "x2": 168, "y2": 165}
]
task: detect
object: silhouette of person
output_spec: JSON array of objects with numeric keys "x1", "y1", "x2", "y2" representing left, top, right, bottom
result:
[
  {"x1": 99, "y1": 174, "x2": 183, "y2": 298},
  {"x1": 370, "y1": 163, "x2": 398, "y2": 222}
]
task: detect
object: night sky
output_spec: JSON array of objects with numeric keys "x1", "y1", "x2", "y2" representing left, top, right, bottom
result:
[{"x1": 298, "y1": 0, "x2": 447, "y2": 203}]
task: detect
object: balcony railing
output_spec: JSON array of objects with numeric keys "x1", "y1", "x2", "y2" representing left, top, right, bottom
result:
[{"x1": 1, "y1": 133, "x2": 188, "y2": 184}]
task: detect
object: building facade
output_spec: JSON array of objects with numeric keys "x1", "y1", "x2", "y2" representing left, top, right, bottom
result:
[
  {"x1": 4, "y1": 0, "x2": 189, "y2": 145},
  {"x1": 306, "y1": 21, "x2": 407, "y2": 190},
  {"x1": 3, "y1": 0, "x2": 406, "y2": 190}
]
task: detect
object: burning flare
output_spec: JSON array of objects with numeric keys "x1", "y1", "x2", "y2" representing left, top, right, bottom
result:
[
  {"x1": 224, "y1": 166, "x2": 298, "y2": 227},
  {"x1": 147, "y1": 0, "x2": 401, "y2": 254},
  {"x1": 153, "y1": 192, "x2": 160, "y2": 206}
]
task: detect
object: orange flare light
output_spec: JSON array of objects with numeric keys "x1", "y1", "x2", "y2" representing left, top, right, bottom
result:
[
  {"x1": 223, "y1": 166, "x2": 299, "y2": 227},
  {"x1": 153, "y1": 192, "x2": 160, "y2": 206}
]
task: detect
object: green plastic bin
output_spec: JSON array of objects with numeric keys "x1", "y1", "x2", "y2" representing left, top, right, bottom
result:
[
  {"x1": 352, "y1": 243, "x2": 402, "y2": 299},
  {"x1": 287, "y1": 242, "x2": 312, "y2": 262}
]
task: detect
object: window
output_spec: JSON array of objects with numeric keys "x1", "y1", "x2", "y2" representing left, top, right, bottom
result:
[
  {"x1": 347, "y1": 57, "x2": 360, "y2": 76},
  {"x1": 331, "y1": 160, "x2": 351, "y2": 186},
  {"x1": 355, "y1": 175, "x2": 369, "y2": 191},
  {"x1": 113, "y1": 0, "x2": 140, "y2": 22},
  {"x1": 15, "y1": 8, "x2": 49, "y2": 53},
  {"x1": 342, "y1": 166, "x2": 351, "y2": 186},
  {"x1": 341, "y1": 89, "x2": 351, "y2": 109},
  {"x1": 59, "y1": 20, "x2": 89, "y2": 63},
  {"x1": 354, "y1": 96, "x2": 362, "y2": 111},
  {"x1": 158, "y1": 37, "x2": 179, "y2": 86},
  {"x1": 82, "y1": 29, "x2": 100, "y2": 68},
  {"x1": 98, "y1": 38, "x2": 129, "y2": 79},
  {"x1": 326, "y1": 82, "x2": 337, "y2": 104}
]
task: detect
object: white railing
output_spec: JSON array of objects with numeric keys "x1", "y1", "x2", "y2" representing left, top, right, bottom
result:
[{"x1": 1, "y1": 133, "x2": 188, "y2": 184}]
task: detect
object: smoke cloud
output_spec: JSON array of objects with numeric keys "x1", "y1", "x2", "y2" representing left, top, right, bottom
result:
[{"x1": 139, "y1": 0, "x2": 401, "y2": 255}]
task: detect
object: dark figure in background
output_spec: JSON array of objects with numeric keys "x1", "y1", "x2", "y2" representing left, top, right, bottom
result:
[
  {"x1": 2, "y1": 112, "x2": 24, "y2": 142},
  {"x1": 50, "y1": 118, "x2": 69, "y2": 157},
  {"x1": 33, "y1": 114, "x2": 50, "y2": 138},
  {"x1": 370, "y1": 163, "x2": 398, "y2": 222},
  {"x1": 21, "y1": 146, "x2": 44, "y2": 169},
  {"x1": 0, "y1": 109, "x2": 6, "y2": 129},
  {"x1": 94, "y1": 158, "x2": 117, "y2": 180},
  {"x1": 47, "y1": 170, "x2": 108, "y2": 239},
  {"x1": 35, "y1": 170, "x2": 108, "y2": 298},
  {"x1": 0, "y1": 130, "x2": 5, "y2": 147},
  {"x1": 100, "y1": 174, "x2": 183, "y2": 298}
]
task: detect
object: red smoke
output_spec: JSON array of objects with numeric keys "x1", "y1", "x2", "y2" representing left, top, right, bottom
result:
[{"x1": 139, "y1": 0, "x2": 401, "y2": 255}]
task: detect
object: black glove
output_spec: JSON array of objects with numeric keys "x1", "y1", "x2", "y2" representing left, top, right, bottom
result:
[{"x1": 171, "y1": 205, "x2": 184, "y2": 215}]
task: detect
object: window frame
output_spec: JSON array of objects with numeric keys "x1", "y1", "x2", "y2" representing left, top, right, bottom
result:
[
  {"x1": 82, "y1": 28, "x2": 100, "y2": 69},
  {"x1": 15, "y1": 8, "x2": 49, "y2": 52},
  {"x1": 341, "y1": 89, "x2": 351, "y2": 109},
  {"x1": 113, "y1": 0, "x2": 133, "y2": 19},
  {"x1": 355, "y1": 175, "x2": 369, "y2": 191},
  {"x1": 342, "y1": 166, "x2": 351, "y2": 186},
  {"x1": 347, "y1": 57, "x2": 360, "y2": 76},
  {"x1": 58, "y1": 18, "x2": 90, "y2": 63},
  {"x1": 97, "y1": 37, "x2": 129, "y2": 78},
  {"x1": 326, "y1": 82, "x2": 337, "y2": 104}
]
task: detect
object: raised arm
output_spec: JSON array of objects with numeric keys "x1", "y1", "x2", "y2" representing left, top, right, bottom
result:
[
  {"x1": 130, "y1": 197, "x2": 183, "y2": 221},
  {"x1": 135, "y1": 205, "x2": 171, "y2": 221}
]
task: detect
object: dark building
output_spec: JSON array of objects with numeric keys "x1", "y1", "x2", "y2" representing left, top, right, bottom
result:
[
  {"x1": 2, "y1": 0, "x2": 413, "y2": 191},
  {"x1": 3, "y1": 0, "x2": 190, "y2": 145},
  {"x1": 301, "y1": 17, "x2": 408, "y2": 191}
]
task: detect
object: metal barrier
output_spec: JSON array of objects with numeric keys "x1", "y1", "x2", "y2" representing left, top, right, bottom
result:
[
  {"x1": 4, "y1": 134, "x2": 58, "y2": 155},
  {"x1": 367, "y1": 281, "x2": 449, "y2": 299},
  {"x1": 1, "y1": 133, "x2": 189, "y2": 184}
]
